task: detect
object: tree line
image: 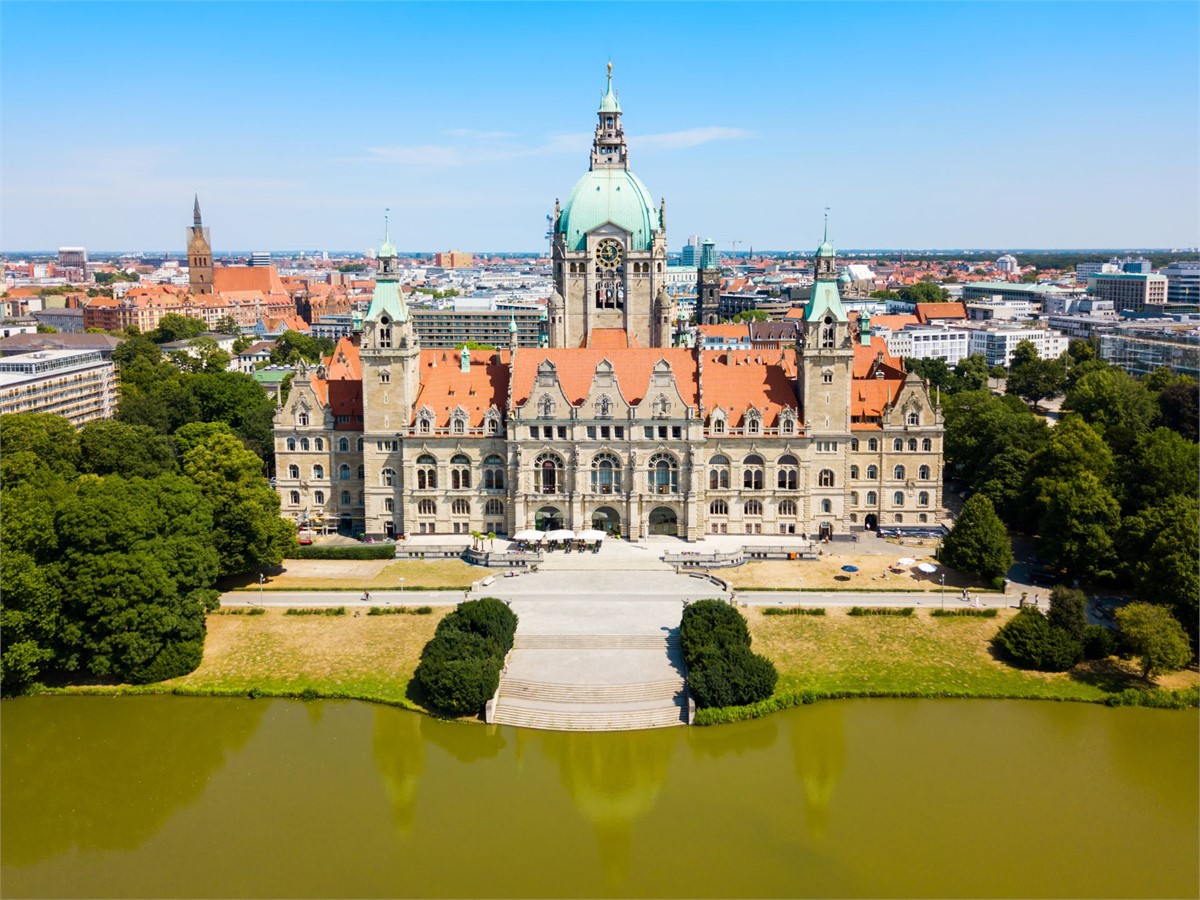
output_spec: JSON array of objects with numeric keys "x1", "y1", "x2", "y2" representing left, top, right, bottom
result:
[{"x1": 931, "y1": 341, "x2": 1198, "y2": 646}]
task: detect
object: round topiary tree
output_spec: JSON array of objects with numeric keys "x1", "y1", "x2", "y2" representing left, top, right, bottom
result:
[{"x1": 993, "y1": 607, "x2": 1081, "y2": 672}]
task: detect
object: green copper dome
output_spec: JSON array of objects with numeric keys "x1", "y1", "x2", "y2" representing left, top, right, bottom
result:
[
  {"x1": 816, "y1": 240, "x2": 835, "y2": 257},
  {"x1": 558, "y1": 168, "x2": 659, "y2": 252}
]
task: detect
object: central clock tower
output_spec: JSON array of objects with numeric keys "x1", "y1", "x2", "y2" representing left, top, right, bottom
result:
[{"x1": 550, "y1": 63, "x2": 670, "y2": 348}]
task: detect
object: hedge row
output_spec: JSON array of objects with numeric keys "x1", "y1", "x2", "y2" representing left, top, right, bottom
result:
[
  {"x1": 762, "y1": 607, "x2": 826, "y2": 616},
  {"x1": 931, "y1": 608, "x2": 998, "y2": 618},
  {"x1": 849, "y1": 606, "x2": 914, "y2": 617},
  {"x1": 415, "y1": 598, "x2": 517, "y2": 716},
  {"x1": 284, "y1": 607, "x2": 346, "y2": 616},
  {"x1": 211, "y1": 607, "x2": 266, "y2": 616},
  {"x1": 367, "y1": 606, "x2": 434, "y2": 616},
  {"x1": 681, "y1": 600, "x2": 777, "y2": 709},
  {"x1": 285, "y1": 544, "x2": 396, "y2": 560}
]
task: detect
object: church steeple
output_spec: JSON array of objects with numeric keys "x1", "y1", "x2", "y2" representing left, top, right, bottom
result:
[
  {"x1": 187, "y1": 194, "x2": 213, "y2": 295},
  {"x1": 193, "y1": 194, "x2": 203, "y2": 227},
  {"x1": 590, "y1": 61, "x2": 629, "y2": 171}
]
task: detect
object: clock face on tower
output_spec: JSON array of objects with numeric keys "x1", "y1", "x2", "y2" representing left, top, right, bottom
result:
[{"x1": 595, "y1": 238, "x2": 623, "y2": 270}]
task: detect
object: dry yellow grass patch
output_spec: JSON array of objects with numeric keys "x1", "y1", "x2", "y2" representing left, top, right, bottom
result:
[
  {"x1": 165, "y1": 608, "x2": 451, "y2": 707},
  {"x1": 255, "y1": 558, "x2": 480, "y2": 590},
  {"x1": 726, "y1": 555, "x2": 982, "y2": 591}
]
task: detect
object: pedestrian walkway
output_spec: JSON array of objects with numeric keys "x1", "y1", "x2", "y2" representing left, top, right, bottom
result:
[{"x1": 492, "y1": 598, "x2": 690, "y2": 732}]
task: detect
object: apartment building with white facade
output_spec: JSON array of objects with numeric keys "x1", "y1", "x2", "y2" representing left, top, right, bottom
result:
[{"x1": 0, "y1": 349, "x2": 116, "y2": 426}]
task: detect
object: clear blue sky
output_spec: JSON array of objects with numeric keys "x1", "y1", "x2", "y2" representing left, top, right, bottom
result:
[{"x1": 2, "y1": 1, "x2": 1197, "y2": 253}]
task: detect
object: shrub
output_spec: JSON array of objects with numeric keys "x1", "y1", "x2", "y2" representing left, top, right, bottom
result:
[
  {"x1": 1082, "y1": 623, "x2": 1116, "y2": 660},
  {"x1": 212, "y1": 607, "x2": 265, "y2": 616},
  {"x1": 1047, "y1": 586, "x2": 1088, "y2": 641},
  {"x1": 931, "y1": 608, "x2": 998, "y2": 618},
  {"x1": 283, "y1": 607, "x2": 345, "y2": 616},
  {"x1": 367, "y1": 606, "x2": 434, "y2": 616},
  {"x1": 1104, "y1": 686, "x2": 1199, "y2": 709},
  {"x1": 993, "y1": 607, "x2": 1081, "y2": 672},
  {"x1": 414, "y1": 598, "x2": 518, "y2": 716},
  {"x1": 300, "y1": 687, "x2": 319, "y2": 701},
  {"x1": 285, "y1": 544, "x2": 395, "y2": 560},
  {"x1": 687, "y1": 647, "x2": 778, "y2": 709},
  {"x1": 848, "y1": 607, "x2": 914, "y2": 617},
  {"x1": 127, "y1": 640, "x2": 204, "y2": 684},
  {"x1": 762, "y1": 607, "x2": 826, "y2": 616},
  {"x1": 680, "y1": 600, "x2": 749, "y2": 661}
]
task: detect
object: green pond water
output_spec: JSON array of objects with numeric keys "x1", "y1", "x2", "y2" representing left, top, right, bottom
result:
[{"x1": 2, "y1": 696, "x2": 1196, "y2": 899}]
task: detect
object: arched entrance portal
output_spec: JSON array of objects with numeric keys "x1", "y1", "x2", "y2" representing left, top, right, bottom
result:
[
  {"x1": 535, "y1": 506, "x2": 563, "y2": 531},
  {"x1": 864, "y1": 514, "x2": 878, "y2": 533},
  {"x1": 818, "y1": 521, "x2": 833, "y2": 541},
  {"x1": 591, "y1": 506, "x2": 622, "y2": 536},
  {"x1": 648, "y1": 507, "x2": 678, "y2": 536},
  {"x1": 338, "y1": 515, "x2": 353, "y2": 536}
]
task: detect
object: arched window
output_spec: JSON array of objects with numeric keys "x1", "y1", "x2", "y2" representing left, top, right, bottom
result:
[
  {"x1": 922, "y1": 438, "x2": 932, "y2": 452},
  {"x1": 745, "y1": 499, "x2": 763, "y2": 516},
  {"x1": 286, "y1": 438, "x2": 296, "y2": 451},
  {"x1": 919, "y1": 465, "x2": 931, "y2": 480},
  {"x1": 380, "y1": 370, "x2": 390, "y2": 384},
  {"x1": 850, "y1": 465, "x2": 860, "y2": 480},
  {"x1": 746, "y1": 414, "x2": 761, "y2": 436},
  {"x1": 908, "y1": 410, "x2": 920, "y2": 426},
  {"x1": 709, "y1": 499, "x2": 728, "y2": 515},
  {"x1": 649, "y1": 452, "x2": 678, "y2": 494},
  {"x1": 419, "y1": 417, "x2": 432, "y2": 434},
  {"x1": 338, "y1": 437, "x2": 349, "y2": 452},
  {"x1": 356, "y1": 437, "x2": 364, "y2": 452},
  {"x1": 484, "y1": 498, "x2": 504, "y2": 516},
  {"x1": 357, "y1": 465, "x2": 364, "y2": 479},
  {"x1": 867, "y1": 438, "x2": 878, "y2": 452},
  {"x1": 452, "y1": 417, "x2": 465, "y2": 435},
  {"x1": 341, "y1": 490, "x2": 350, "y2": 505},
  {"x1": 313, "y1": 465, "x2": 324, "y2": 480},
  {"x1": 384, "y1": 497, "x2": 394, "y2": 512},
  {"x1": 418, "y1": 499, "x2": 436, "y2": 515},
  {"x1": 918, "y1": 491, "x2": 930, "y2": 506},
  {"x1": 893, "y1": 438, "x2": 904, "y2": 452},
  {"x1": 591, "y1": 452, "x2": 621, "y2": 494},
  {"x1": 867, "y1": 465, "x2": 878, "y2": 479},
  {"x1": 339, "y1": 464, "x2": 350, "y2": 480},
  {"x1": 894, "y1": 492, "x2": 905, "y2": 506},
  {"x1": 894, "y1": 465, "x2": 906, "y2": 480},
  {"x1": 820, "y1": 499, "x2": 832, "y2": 514},
  {"x1": 821, "y1": 316, "x2": 835, "y2": 348},
  {"x1": 866, "y1": 491, "x2": 877, "y2": 505},
  {"x1": 451, "y1": 454, "x2": 471, "y2": 490},
  {"x1": 896, "y1": 513, "x2": 905, "y2": 523},
  {"x1": 534, "y1": 452, "x2": 563, "y2": 494},
  {"x1": 299, "y1": 412, "x2": 309, "y2": 426},
  {"x1": 452, "y1": 499, "x2": 469, "y2": 516},
  {"x1": 315, "y1": 438, "x2": 324, "y2": 451},
  {"x1": 822, "y1": 370, "x2": 833, "y2": 384},
  {"x1": 850, "y1": 439, "x2": 859, "y2": 451},
  {"x1": 484, "y1": 455, "x2": 505, "y2": 490},
  {"x1": 417, "y1": 454, "x2": 437, "y2": 490},
  {"x1": 709, "y1": 454, "x2": 730, "y2": 490},
  {"x1": 850, "y1": 491, "x2": 859, "y2": 505},
  {"x1": 314, "y1": 490, "x2": 324, "y2": 504},
  {"x1": 712, "y1": 416, "x2": 725, "y2": 435},
  {"x1": 779, "y1": 499, "x2": 797, "y2": 516},
  {"x1": 743, "y1": 454, "x2": 764, "y2": 490},
  {"x1": 777, "y1": 454, "x2": 798, "y2": 490},
  {"x1": 818, "y1": 469, "x2": 835, "y2": 488},
  {"x1": 300, "y1": 438, "x2": 310, "y2": 451},
  {"x1": 288, "y1": 464, "x2": 299, "y2": 478},
  {"x1": 382, "y1": 468, "x2": 396, "y2": 487},
  {"x1": 919, "y1": 513, "x2": 928, "y2": 523},
  {"x1": 908, "y1": 439, "x2": 918, "y2": 452},
  {"x1": 289, "y1": 491, "x2": 300, "y2": 505}
]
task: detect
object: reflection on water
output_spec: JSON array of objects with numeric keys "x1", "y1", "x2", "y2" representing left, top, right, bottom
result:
[
  {"x1": 540, "y1": 729, "x2": 676, "y2": 888},
  {"x1": 1, "y1": 696, "x2": 1196, "y2": 900},
  {"x1": 787, "y1": 702, "x2": 846, "y2": 841},
  {"x1": 0, "y1": 696, "x2": 266, "y2": 866}
]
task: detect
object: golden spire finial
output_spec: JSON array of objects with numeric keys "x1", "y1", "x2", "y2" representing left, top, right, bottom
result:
[{"x1": 607, "y1": 60, "x2": 613, "y2": 79}]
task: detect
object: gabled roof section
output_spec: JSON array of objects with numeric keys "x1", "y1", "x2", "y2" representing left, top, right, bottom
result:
[
  {"x1": 413, "y1": 349, "x2": 510, "y2": 426},
  {"x1": 702, "y1": 349, "x2": 799, "y2": 426},
  {"x1": 365, "y1": 280, "x2": 408, "y2": 324},
  {"x1": 914, "y1": 302, "x2": 967, "y2": 324},
  {"x1": 512, "y1": 348, "x2": 698, "y2": 408},
  {"x1": 853, "y1": 337, "x2": 903, "y2": 378},
  {"x1": 213, "y1": 266, "x2": 286, "y2": 294},
  {"x1": 584, "y1": 327, "x2": 636, "y2": 349}
]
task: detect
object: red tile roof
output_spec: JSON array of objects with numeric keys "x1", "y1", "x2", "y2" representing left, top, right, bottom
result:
[
  {"x1": 413, "y1": 349, "x2": 511, "y2": 425},
  {"x1": 512, "y1": 348, "x2": 700, "y2": 408},
  {"x1": 213, "y1": 266, "x2": 286, "y2": 295},
  {"x1": 915, "y1": 302, "x2": 967, "y2": 324},
  {"x1": 702, "y1": 350, "x2": 798, "y2": 425},
  {"x1": 583, "y1": 328, "x2": 636, "y2": 349}
]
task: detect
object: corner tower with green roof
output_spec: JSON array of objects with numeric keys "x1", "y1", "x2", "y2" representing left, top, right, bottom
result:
[
  {"x1": 797, "y1": 215, "x2": 853, "y2": 442},
  {"x1": 550, "y1": 63, "x2": 670, "y2": 348}
]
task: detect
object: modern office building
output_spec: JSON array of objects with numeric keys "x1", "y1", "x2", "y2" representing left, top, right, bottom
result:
[
  {"x1": 966, "y1": 325, "x2": 1069, "y2": 368},
  {"x1": 1099, "y1": 322, "x2": 1200, "y2": 378},
  {"x1": 1162, "y1": 261, "x2": 1200, "y2": 305},
  {"x1": 1087, "y1": 272, "x2": 1169, "y2": 313},
  {"x1": 0, "y1": 349, "x2": 117, "y2": 426},
  {"x1": 995, "y1": 254, "x2": 1019, "y2": 275},
  {"x1": 961, "y1": 282, "x2": 1080, "y2": 308}
]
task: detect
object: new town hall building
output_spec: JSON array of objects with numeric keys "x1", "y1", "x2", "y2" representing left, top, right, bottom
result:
[{"x1": 273, "y1": 68, "x2": 945, "y2": 541}]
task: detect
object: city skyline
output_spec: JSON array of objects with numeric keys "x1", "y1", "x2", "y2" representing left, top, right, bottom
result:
[{"x1": 2, "y1": 1, "x2": 1197, "y2": 252}]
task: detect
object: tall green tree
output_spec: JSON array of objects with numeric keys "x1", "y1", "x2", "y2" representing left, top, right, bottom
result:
[
  {"x1": 1118, "y1": 494, "x2": 1200, "y2": 639},
  {"x1": 1114, "y1": 602, "x2": 1193, "y2": 682},
  {"x1": 0, "y1": 412, "x2": 80, "y2": 480},
  {"x1": 1047, "y1": 586, "x2": 1088, "y2": 642},
  {"x1": 1118, "y1": 427, "x2": 1199, "y2": 513},
  {"x1": 940, "y1": 495, "x2": 1013, "y2": 581},
  {"x1": 905, "y1": 357, "x2": 952, "y2": 392},
  {"x1": 79, "y1": 420, "x2": 177, "y2": 479},
  {"x1": 1064, "y1": 366, "x2": 1158, "y2": 454},
  {"x1": 1035, "y1": 471, "x2": 1121, "y2": 579},
  {"x1": 1006, "y1": 340, "x2": 1065, "y2": 410},
  {"x1": 900, "y1": 282, "x2": 949, "y2": 304},
  {"x1": 950, "y1": 354, "x2": 990, "y2": 393},
  {"x1": 182, "y1": 432, "x2": 294, "y2": 576},
  {"x1": 1155, "y1": 375, "x2": 1199, "y2": 440},
  {"x1": 148, "y1": 314, "x2": 207, "y2": 344},
  {"x1": 1031, "y1": 415, "x2": 1114, "y2": 485}
]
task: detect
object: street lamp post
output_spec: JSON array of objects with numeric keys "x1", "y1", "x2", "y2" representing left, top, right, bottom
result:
[
  {"x1": 940, "y1": 574, "x2": 946, "y2": 611},
  {"x1": 259, "y1": 573, "x2": 265, "y2": 608},
  {"x1": 399, "y1": 577, "x2": 404, "y2": 604}
]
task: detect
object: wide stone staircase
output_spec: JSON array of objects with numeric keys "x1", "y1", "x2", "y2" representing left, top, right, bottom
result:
[{"x1": 491, "y1": 629, "x2": 689, "y2": 732}]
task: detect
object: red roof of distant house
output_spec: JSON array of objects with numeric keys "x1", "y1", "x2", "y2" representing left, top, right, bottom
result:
[
  {"x1": 915, "y1": 302, "x2": 967, "y2": 324},
  {"x1": 213, "y1": 266, "x2": 286, "y2": 295}
]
